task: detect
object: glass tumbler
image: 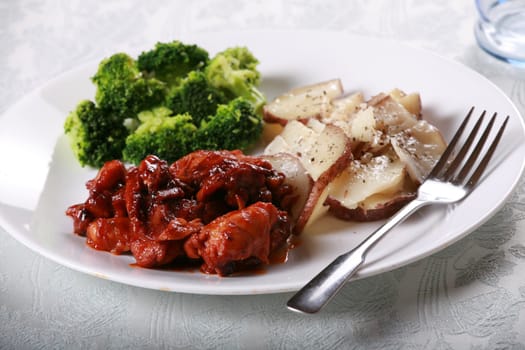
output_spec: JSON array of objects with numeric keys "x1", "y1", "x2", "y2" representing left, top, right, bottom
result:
[{"x1": 475, "y1": 0, "x2": 525, "y2": 64}]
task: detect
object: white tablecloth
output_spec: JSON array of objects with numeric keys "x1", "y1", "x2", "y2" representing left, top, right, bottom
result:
[{"x1": 2, "y1": 1, "x2": 525, "y2": 348}]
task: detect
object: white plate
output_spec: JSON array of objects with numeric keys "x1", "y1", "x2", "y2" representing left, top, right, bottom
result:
[{"x1": 1, "y1": 30, "x2": 524, "y2": 295}]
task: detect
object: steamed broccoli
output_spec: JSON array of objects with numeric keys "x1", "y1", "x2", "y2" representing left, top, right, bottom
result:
[
  {"x1": 198, "y1": 97, "x2": 263, "y2": 151},
  {"x1": 92, "y1": 53, "x2": 166, "y2": 119},
  {"x1": 122, "y1": 107, "x2": 198, "y2": 164},
  {"x1": 166, "y1": 71, "x2": 227, "y2": 125},
  {"x1": 205, "y1": 46, "x2": 266, "y2": 114},
  {"x1": 124, "y1": 98, "x2": 263, "y2": 165},
  {"x1": 64, "y1": 100, "x2": 128, "y2": 167},
  {"x1": 64, "y1": 41, "x2": 266, "y2": 168},
  {"x1": 138, "y1": 41, "x2": 209, "y2": 86}
]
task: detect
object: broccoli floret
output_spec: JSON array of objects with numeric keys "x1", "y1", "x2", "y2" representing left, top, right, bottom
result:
[
  {"x1": 92, "y1": 53, "x2": 166, "y2": 119},
  {"x1": 138, "y1": 41, "x2": 209, "y2": 86},
  {"x1": 64, "y1": 100, "x2": 128, "y2": 167},
  {"x1": 66, "y1": 42, "x2": 268, "y2": 168},
  {"x1": 198, "y1": 97, "x2": 263, "y2": 151},
  {"x1": 205, "y1": 47, "x2": 266, "y2": 114},
  {"x1": 123, "y1": 98, "x2": 263, "y2": 165},
  {"x1": 123, "y1": 107, "x2": 198, "y2": 164},
  {"x1": 166, "y1": 71, "x2": 227, "y2": 125}
]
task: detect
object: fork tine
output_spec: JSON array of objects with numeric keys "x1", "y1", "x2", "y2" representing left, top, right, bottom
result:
[
  {"x1": 454, "y1": 112, "x2": 496, "y2": 183},
  {"x1": 428, "y1": 106, "x2": 475, "y2": 178},
  {"x1": 442, "y1": 110, "x2": 486, "y2": 181},
  {"x1": 466, "y1": 115, "x2": 509, "y2": 189}
]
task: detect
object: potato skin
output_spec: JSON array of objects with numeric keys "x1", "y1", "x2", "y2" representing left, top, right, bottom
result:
[
  {"x1": 325, "y1": 193, "x2": 416, "y2": 222},
  {"x1": 293, "y1": 131, "x2": 353, "y2": 235}
]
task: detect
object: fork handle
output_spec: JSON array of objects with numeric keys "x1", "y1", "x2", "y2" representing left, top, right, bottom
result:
[{"x1": 287, "y1": 198, "x2": 427, "y2": 314}]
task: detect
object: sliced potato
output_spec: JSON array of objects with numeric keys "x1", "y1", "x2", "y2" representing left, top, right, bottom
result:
[
  {"x1": 321, "y1": 92, "x2": 365, "y2": 121},
  {"x1": 388, "y1": 88, "x2": 422, "y2": 117},
  {"x1": 264, "y1": 120, "x2": 352, "y2": 233},
  {"x1": 325, "y1": 155, "x2": 417, "y2": 221},
  {"x1": 265, "y1": 120, "x2": 351, "y2": 181},
  {"x1": 350, "y1": 107, "x2": 376, "y2": 144},
  {"x1": 370, "y1": 94, "x2": 418, "y2": 135},
  {"x1": 391, "y1": 120, "x2": 447, "y2": 184},
  {"x1": 328, "y1": 155, "x2": 407, "y2": 210},
  {"x1": 263, "y1": 79, "x2": 344, "y2": 125},
  {"x1": 262, "y1": 79, "x2": 446, "y2": 226},
  {"x1": 261, "y1": 153, "x2": 313, "y2": 223}
]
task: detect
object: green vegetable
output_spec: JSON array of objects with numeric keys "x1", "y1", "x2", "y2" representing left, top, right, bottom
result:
[
  {"x1": 198, "y1": 97, "x2": 263, "y2": 150},
  {"x1": 92, "y1": 53, "x2": 166, "y2": 119},
  {"x1": 123, "y1": 107, "x2": 197, "y2": 164},
  {"x1": 166, "y1": 71, "x2": 227, "y2": 125},
  {"x1": 64, "y1": 100, "x2": 128, "y2": 168},
  {"x1": 137, "y1": 41, "x2": 209, "y2": 86},
  {"x1": 205, "y1": 46, "x2": 266, "y2": 114},
  {"x1": 64, "y1": 41, "x2": 265, "y2": 168},
  {"x1": 124, "y1": 97, "x2": 262, "y2": 164}
]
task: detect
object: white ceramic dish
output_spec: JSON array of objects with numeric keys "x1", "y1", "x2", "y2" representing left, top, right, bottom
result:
[{"x1": 0, "y1": 30, "x2": 524, "y2": 295}]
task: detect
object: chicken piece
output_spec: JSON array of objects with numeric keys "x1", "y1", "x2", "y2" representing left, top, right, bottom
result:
[
  {"x1": 184, "y1": 202, "x2": 286, "y2": 276},
  {"x1": 84, "y1": 160, "x2": 127, "y2": 218},
  {"x1": 130, "y1": 238, "x2": 184, "y2": 268},
  {"x1": 137, "y1": 155, "x2": 171, "y2": 193},
  {"x1": 65, "y1": 204, "x2": 92, "y2": 236},
  {"x1": 86, "y1": 159, "x2": 127, "y2": 193},
  {"x1": 170, "y1": 150, "x2": 291, "y2": 212},
  {"x1": 86, "y1": 217, "x2": 132, "y2": 254},
  {"x1": 157, "y1": 217, "x2": 203, "y2": 241},
  {"x1": 127, "y1": 217, "x2": 202, "y2": 267},
  {"x1": 169, "y1": 149, "x2": 246, "y2": 184},
  {"x1": 66, "y1": 159, "x2": 127, "y2": 235}
]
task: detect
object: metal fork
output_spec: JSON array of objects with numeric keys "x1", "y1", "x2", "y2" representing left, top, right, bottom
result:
[{"x1": 287, "y1": 107, "x2": 509, "y2": 314}]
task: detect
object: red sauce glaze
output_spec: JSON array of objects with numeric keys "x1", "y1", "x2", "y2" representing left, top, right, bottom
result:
[{"x1": 66, "y1": 151, "x2": 296, "y2": 276}]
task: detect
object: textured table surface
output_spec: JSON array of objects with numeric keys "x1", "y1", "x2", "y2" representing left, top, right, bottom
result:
[{"x1": 2, "y1": 1, "x2": 525, "y2": 349}]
